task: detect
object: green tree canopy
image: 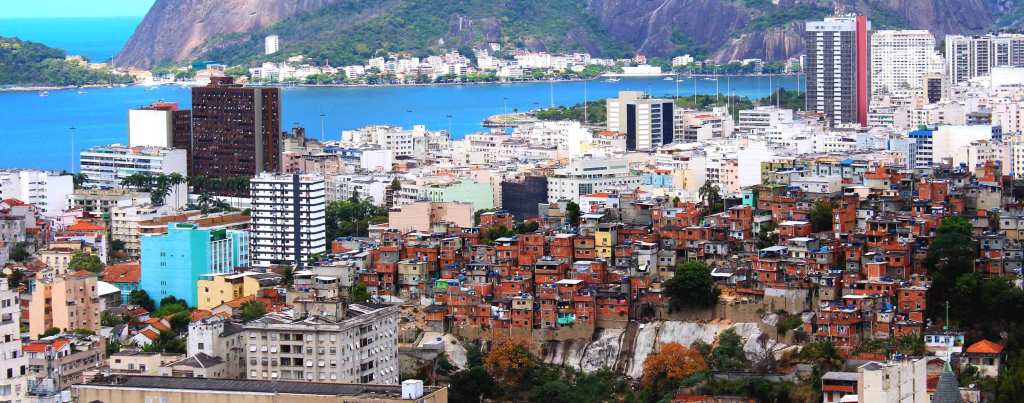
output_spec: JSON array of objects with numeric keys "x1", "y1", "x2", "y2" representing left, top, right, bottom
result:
[
  {"x1": 664, "y1": 260, "x2": 720, "y2": 311},
  {"x1": 67, "y1": 253, "x2": 103, "y2": 273},
  {"x1": 129, "y1": 289, "x2": 156, "y2": 312},
  {"x1": 240, "y1": 300, "x2": 267, "y2": 322}
]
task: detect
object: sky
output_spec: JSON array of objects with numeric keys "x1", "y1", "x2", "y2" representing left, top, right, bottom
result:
[{"x1": 3, "y1": 0, "x2": 155, "y2": 18}]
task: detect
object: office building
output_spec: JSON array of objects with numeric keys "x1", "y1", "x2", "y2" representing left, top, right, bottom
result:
[
  {"x1": 946, "y1": 34, "x2": 1024, "y2": 84},
  {"x1": 500, "y1": 175, "x2": 548, "y2": 221},
  {"x1": 0, "y1": 279, "x2": 27, "y2": 402},
  {"x1": 79, "y1": 145, "x2": 188, "y2": 208},
  {"x1": 140, "y1": 223, "x2": 250, "y2": 307},
  {"x1": 128, "y1": 101, "x2": 191, "y2": 150},
  {"x1": 737, "y1": 106, "x2": 794, "y2": 135},
  {"x1": 28, "y1": 271, "x2": 101, "y2": 339},
  {"x1": 265, "y1": 35, "x2": 280, "y2": 55},
  {"x1": 242, "y1": 304, "x2": 401, "y2": 384},
  {"x1": 74, "y1": 376, "x2": 447, "y2": 403},
  {"x1": 805, "y1": 16, "x2": 871, "y2": 126},
  {"x1": 923, "y1": 73, "x2": 945, "y2": 104},
  {"x1": 0, "y1": 170, "x2": 73, "y2": 217},
  {"x1": 870, "y1": 30, "x2": 941, "y2": 97},
  {"x1": 547, "y1": 158, "x2": 641, "y2": 203},
  {"x1": 606, "y1": 91, "x2": 674, "y2": 151},
  {"x1": 190, "y1": 77, "x2": 281, "y2": 190},
  {"x1": 250, "y1": 173, "x2": 326, "y2": 268}
]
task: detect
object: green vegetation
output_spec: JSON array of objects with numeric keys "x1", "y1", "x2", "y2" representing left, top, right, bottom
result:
[
  {"x1": 8, "y1": 242, "x2": 31, "y2": 263},
  {"x1": 129, "y1": 289, "x2": 156, "y2": 312},
  {"x1": 67, "y1": 253, "x2": 103, "y2": 273},
  {"x1": 240, "y1": 301, "x2": 267, "y2": 322},
  {"x1": 142, "y1": 330, "x2": 186, "y2": 354},
  {"x1": 743, "y1": 5, "x2": 831, "y2": 33},
  {"x1": 39, "y1": 327, "x2": 61, "y2": 338},
  {"x1": 202, "y1": 0, "x2": 630, "y2": 66},
  {"x1": 351, "y1": 282, "x2": 370, "y2": 304},
  {"x1": 565, "y1": 201, "x2": 581, "y2": 226},
  {"x1": 325, "y1": 199, "x2": 388, "y2": 240},
  {"x1": 535, "y1": 99, "x2": 607, "y2": 124},
  {"x1": 101, "y1": 311, "x2": 126, "y2": 327},
  {"x1": 775, "y1": 314, "x2": 804, "y2": 336},
  {"x1": 664, "y1": 260, "x2": 720, "y2": 311},
  {"x1": 121, "y1": 172, "x2": 186, "y2": 206},
  {"x1": 0, "y1": 37, "x2": 131, "y2": 86},
  {"x1": 808, "y1": 200, "x2": 833, "y2": 233}
]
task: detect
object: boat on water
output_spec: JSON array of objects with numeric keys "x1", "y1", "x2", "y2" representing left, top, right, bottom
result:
[
  {"x1": 703, "y1": 77, "x2": 718, "y2": 81},
  {"x1": 663, "y1": 77, "x2": 674, "y2": 81},
  {"x1": 604, "y1": 78, "x2": 620, "y2": 83},
  {"x1": 39, "y1": 91, "x2": 48, "y2": 97}
]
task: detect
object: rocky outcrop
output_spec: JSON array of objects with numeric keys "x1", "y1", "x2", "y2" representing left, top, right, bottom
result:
[{"x1": 113, "y1": 0, "x2": 343, "y2": 68}]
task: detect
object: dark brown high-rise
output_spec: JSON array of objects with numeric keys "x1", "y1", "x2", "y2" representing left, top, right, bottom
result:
[{"x1": 190, "y1": 76, "x2": 281, "y2": 182}]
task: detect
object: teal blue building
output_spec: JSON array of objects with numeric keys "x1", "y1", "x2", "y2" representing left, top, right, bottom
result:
[{"x1": 140, "y1": 223, "x2": 249, "y2": 307}]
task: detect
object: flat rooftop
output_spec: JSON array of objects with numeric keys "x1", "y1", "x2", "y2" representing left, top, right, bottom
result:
[{"x1": 77, "y1": 375, "x2": 441, "y2": 399}]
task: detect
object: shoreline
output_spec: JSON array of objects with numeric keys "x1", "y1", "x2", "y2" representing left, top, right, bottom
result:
[{"x1": 0, "y1": 83, "x2": 130, "y2": 93}]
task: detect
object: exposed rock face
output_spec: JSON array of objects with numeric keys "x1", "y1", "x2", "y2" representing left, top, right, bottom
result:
[
  {"x1": 113, "y1": 0, "x2": 343, "y2": 68},
  {"x1": 116, "y1": 0, "x2": 1009, "y2": 68}
]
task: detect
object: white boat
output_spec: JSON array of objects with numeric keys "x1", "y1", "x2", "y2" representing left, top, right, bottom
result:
[
  {"x1": 663, "y1": 77, "x2": 674, "y2": 81},
  {"x1": 703, "y1": 77, "x2": 717, "y2": 81},
  {"x1": 604, "y1": 78, "x2": 620, "y2": 83},
  {"x1": 39, "y1": 91, "x2": 48, "y2": 97},
  {"x1": 77, "y1": 90, "x2": 87, "y2": 95}
]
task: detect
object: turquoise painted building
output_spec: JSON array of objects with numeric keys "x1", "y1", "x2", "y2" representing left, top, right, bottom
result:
[
  {"x1": 140, "y1": 223, "x2": 249, "y2": 307},
  {"x1": 428, "y1": 180, "x2": 494, "y2": 211}
]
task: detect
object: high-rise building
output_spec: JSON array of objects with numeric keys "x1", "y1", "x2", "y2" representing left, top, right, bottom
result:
[
  {"x1": 140, "y1": 223, "x2": 250, "y2": 307},
  {"x1": 0, "y1": 279, "x2": 28, "y2": 401},
  {"x1": 265, "y1": 35, "x2": 280, "y2": 55},
  {"x1": 79, "y1": 145, "x2": 189, "y2": 208},
  {"x1": 870, "y1": 30, "x2": 941, "y2": 98},
  {"x1": 249, "y1": 173, "x2": 326, "y2": 268},
  {"x1": 945, "y1": 34, "x2": 1024, "y2": 84},
  {"x1": 0, "y1": 170, "x2": 73, "y2": 217},
  {"x1": 923, "y1": 73, "x2": 945, "y2": 104},
  {"x1": 129, "y1": 102, "x2": 191, "y2": 150},
  {"x1": 190, "y1": 77, "x2": 281, "y2": 189},
  {"x1": 606, "y1": 91, "x2": 674, "y2": 151},
  {"x1": 805, "y1": 16, "x2": 871, "y2": 127}
]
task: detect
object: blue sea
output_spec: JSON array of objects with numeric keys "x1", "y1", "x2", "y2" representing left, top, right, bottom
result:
[
  {"x1": 0, "y1": 17, "x2": 141, "y2": 62},
  {"x1": 0, "y1": 18, "x2": 805, "y2": 170}
]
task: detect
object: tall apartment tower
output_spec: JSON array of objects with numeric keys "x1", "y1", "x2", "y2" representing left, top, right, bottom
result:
[
  {"x1": 805, "y1": 16, "x2": 871, "y2": 127},
  {"x1": 945, "y1": 34, "x2": 1024, "y2": 84},
  {"x1": 870, "y1": 30, "x2": 940, "y2": 98},
  {"x1": 190, "y1": 77, "x2": 281, "y2": 189},
  {"x1": 250, "y1": 173, "x2": 327, "y2": 268},
  {"x1": 0, "y1": 279, "x2": 27, "y2": 401},
  {"x1": 606, "y1": 91, "x2": 674, "y2": 151}
]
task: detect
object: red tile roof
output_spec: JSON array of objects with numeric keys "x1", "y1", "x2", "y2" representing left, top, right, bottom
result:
[
  {"x1": 1, "y1": 198, "x2": 27, "y2": 206},
  {"x1": 101, "y1": 262, "x2": 141, "y2": 284},
  {"x1": 140, "y1": 329, "x2": 160, "y2": 342},
  {"x1": 143, "y1": 318, "x2": 170, "y2": 332},
  {"x1": 190, "y1": 310, "x2": 213, "y2": 321},
  {"x1": 966, "y1": 339, "x2": 1004, "y2": 355},
  {"x1": 67, "y1": 221, "x2": 105, "y2": 232}
]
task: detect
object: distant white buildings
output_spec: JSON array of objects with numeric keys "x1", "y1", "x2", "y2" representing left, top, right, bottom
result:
[
  {"x1": 870, "y1": 30, "x2": 942, "y2": 98},
  {"x1": 79, "y1": 145, "x2": 188, "y2": 208},
  {"x1": 547, "y1": 158, "x2": 640, "y2": 203},
  {"x1": 946, "y1": 33, "x2": 1024, "y2": 84},
  {"x1": 0, "y1": 170, "x2": 73, "y2": 217},
  {"x1": 265, "y1": 35, "x2": 280, "y2": 55}
]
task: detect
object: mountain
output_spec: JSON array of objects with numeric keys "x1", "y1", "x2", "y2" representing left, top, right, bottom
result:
[
  {"x1": 115, "y1": 0, "x2": 1024, "y2": 69},
  {"x1": 0, "y1": 37, "x2": 131, "y2": 86}
]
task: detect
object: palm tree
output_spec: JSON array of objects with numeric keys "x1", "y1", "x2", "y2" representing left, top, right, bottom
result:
[{"x1": 698, "y1": 181, "x2": 721, "y2": 213}]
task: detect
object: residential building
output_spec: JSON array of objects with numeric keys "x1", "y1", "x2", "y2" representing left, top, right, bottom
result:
[
  {"x1": 923, "y1": 73, "x2": 945, "y2": 104},
  {"x1": 945, "y1": 34, "x2": 1024, "y2": 84},
  {"x1": 197, "y1": 273, "x2": 262, "y2": 310},
  {"x1": 105, "y1": 350, "x2": 181, "y2": 376},
  {"x1": 79, "y1": 144, "x2": 188, "y2": 208},
  {"x1": 606, "y1": 91, "x2": 674, "y2": 151},
  {"x1": 101, "y1": 262, "x2": 140, "y2": 304},
  {"x1": 870, "y1": 30, "x2": 940, "y2": 98},
  {"x1": 189, "y1": 77, "x2": 281, "y2": 190},
  {"x1": 242, "y1": 304, "x2": 400, "y2": 384},
  {"x1": 0, "y1": 279, "x2": 27, "y2": 402},
  {"x1": 805, "y1": 16, "x2": 871, "y2": 126},
  {"x1": 111, "y1": 208, "x2": 249, "y2": 259},
  {"x1": 140, "y1": 223, "x2": 250, "y2": 307},
  {"x1": 857, "y1": 358, "x2": 928, "y2": 403},
  {"x1": 28, "y1": 271, "x2": 100, "y2": 339},
  {"x1": 265, "y1": 35, "x2": 280, "y2": 55},
  {"x1": 128, "y1": 101, "x2": 191, "y2": 149},
  {"x1": 73, "y1": 376, "x2": 447, "y2": 403},
  {"x1": 0, "y1": 170, "x2": 73, "y2": 218},
  {"x1": 68, "y1": 188, "x2": 149, "y2": 218},
  {"x1": 188, "y1": 315, "x2": 246, "y2": 378},
  {"x1": 388, "y1": 202, "x2": 473, "y2": 233},
  {"x1": 249, "y1": 173, "x2": 327, "y2": 268},
  {"x1": 737, "y1": 106, "x2": 794, "y2": 135},
  {"x1": 24, "y1": 335, "x2": 103, "y2": 395},
  {"x1": 547, "y1": 158, "x2": 641, "y2": 203}
]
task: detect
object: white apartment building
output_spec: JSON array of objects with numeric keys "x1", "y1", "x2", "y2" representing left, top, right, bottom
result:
[
  {"x1": 606, "y1": 91, "x2": 675, "y2": 151},
  {"x1": 0, "y1": 279, "x2": 27, "y2": 401},
  {"x1": 946, "y1": 34, "x2": 1024, "y2": 84},
  {"x1": 737, "y1": 106, "x2": 794, "y2": 135},
  {"x1": 340, "y1": 125, "x2": 448, "y2": 161},
  {"x1": 79, "y1": 145, "x2": 188, "y2": 208},
  {"x1": 242, "y1": 304, "x2": 400, "y2": 384},
  {"x1": 265, "y1": 35, "x2": 280, "y2": 55},
  {"x1": 0, "y1": 170, "x2": 73, "y2": 218},
  {"x1": 857, "y1": 358, "x2": 928, "y2": 403},
  {"x1": 870, "y1": 30, "x2": 941, "y2": 98},
  {"x1": 547, "y1": 158, "x2": 641, "y2": 203},
  {"x1": 250, "y1": 173, "x2": 327, "y2": 268}
]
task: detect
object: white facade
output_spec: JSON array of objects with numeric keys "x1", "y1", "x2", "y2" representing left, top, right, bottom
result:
[
  {"x1": 931, "y1": 125, "x2": 993, "y2": 165},
  {"x1": 128, "y1": 109, "x2": 174, "y2": 148},
  {"x1": 946, "y1": 34, "x2": 1024, "y2": 84},
  {"x1": 79, "y1": 145, "x2": 188, "y2": 209},
  {"x1": 0, "y1": 170, "x2": 73, "y2": 218},
  {"x1": 0, "y1": 279, "x2": 27, "y2": 401},
  {"x1": 870, "y1": 30, "x2": 940, "y2": 98},
  {"x1": 547, "y1": 158, "x2": 641, "y2": 203},
  {"x1": 606, "y1": 91, "x2": 674, "y2": 151},
  {"x1": 857, "y1": 358, "x2": 929, "y2": 403},
  {"x1": 359, "y1": 149, "x2": 394, "y2": 172},
  {"x1": 250, "y1": 173, "x2": 327, "y2": 267},
  {"x1": 265, "y1": 35, "x2": 280, "y2": 55},
  {"x1": 737, "y1": 106, "x2": 794, "y2": 134}
]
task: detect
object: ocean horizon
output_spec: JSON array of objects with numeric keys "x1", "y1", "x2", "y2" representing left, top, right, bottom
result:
[{"x1": 0, "y1": 16, "x2": 141, "y2": 62}]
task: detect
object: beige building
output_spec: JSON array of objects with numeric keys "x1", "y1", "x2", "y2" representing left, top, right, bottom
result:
[
  {"x1": 197, "y1": 273, "x2": 262, "y2": 310},
  {"x1": 387, "y1": 201, "x2": 472, "y2": 233},
  {"x1": 74, "y1": 376, "x2": 447, "y2": 403},
  {"x1": 106, "y1": 350, "x2": 182, "y2": 375},
  {"x1": 24, "y1": 335, "x2": 104, "y2": 391},
  {"x1": 28, "y1": 271, "x2": 100, "y2": 339},
  {"x1": 67, "y1": 188, "x2": 149, "y2": 217},
  {"x1": 858, "y1": 358, "x2": 929, "y2": 403}
]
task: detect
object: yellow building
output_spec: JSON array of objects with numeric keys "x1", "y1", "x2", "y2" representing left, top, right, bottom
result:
[
  {"x1": 595, "y1": 224, "x2": 617, "y2": 259},
  {"x1": 196, "y1": 273, "x2": 261, "y2": 310},
  {"x1": 29, "y1": 271, "x2": 100, "y2": 339}
]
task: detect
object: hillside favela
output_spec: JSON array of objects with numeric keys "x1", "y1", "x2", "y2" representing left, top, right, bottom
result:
[{"x1": 4, "y1": 0, "x2": 1024, "y2": 402}]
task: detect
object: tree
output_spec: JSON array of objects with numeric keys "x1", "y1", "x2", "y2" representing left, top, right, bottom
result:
[
  {"x1": 641, "y1": 342, "x2": 708, "y2": 398},
  {"x1": 473, "y1": 209, "x2": 495, "y2": 226},
  {"x1": 101, "y1": 311, "x2": 125, "y2": 327},
  {"x1": 995, "y1": 354, "x2": 1024, "y2": 403},
  {"x1": 240, "y1": 300, "x2": 267, "y2": 322},
  {"x1": 664, "y1": 260, "x2": 721, "y2": 311},
  {"x1": 448, "y1": 366, "x2": 496, "y2": 403},
  {"x1": 484, "y1": 337, "x2": 537, "y2": 387},
  {"x1": 108, "y1": 239, "x2": 126, "y2": 257},
  {"x1": 757, "y1": 221, "x2": 779, "y2": 249},
  {"x1": 514, "y1": 221, "x2": 539, "y2": 234},
  {"x1": 39, "y1": 327, "x2": 61, "y2": 338},
  {"x1": 710, "y1": 328, "x2": 747, "y2": 371},
  {"x1": 924, "y1": 216, "x2": 978, "y2": 327},
  {"x1": 128, "y1": 289, "x2": 156, "y2": 312},
  {"x1": 699, "y1": 181, "x2": 723, "y2": 213},
  {"x1": 351, "y1": 282, "x2": 370, "y2": 303},
  {"x1": 67, "y1": 253, "x2": 103, "y2": 273},
  {"x1": 71, "y1": 173, "x2": 88, "y2": 189},
  {"x1": 8, "y1": 242, "x2": 31, "y2": 262},
  {"x1": 565, "y1": 202, "x2": 581, "y2": 226},
  {"x1": 808, "y1": 200, "x2": 834, "y2": 232},
  {"x1": 5, "y1": 268, "x2": 25, "y2": 289},
  {"x1": 105, "y1": 340, "x2": 122, "y2": 357},
  {"x1": 800, "y1": 340, "x2": 844, "y2": 372}
]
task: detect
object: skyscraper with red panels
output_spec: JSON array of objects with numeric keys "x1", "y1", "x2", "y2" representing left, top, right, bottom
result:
[
  {"x1": 805, "y1": 15, "x2": 871, "y2": 127},
  {"x1": 189, "y1": 77, "x2": 281, "y2": 190}
]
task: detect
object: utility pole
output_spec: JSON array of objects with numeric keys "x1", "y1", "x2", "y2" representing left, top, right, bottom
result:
[
  {"x1": 944, "y1": 300, "x2": 950, "y2": 331},
  {"x1": 319, "y1": 112, "x2": 326, "y2": 141},
  {"x1": 549, "y1": 79, "x2": 554, "y2": 108},
  {"x1": 69, "y1": 126, "x2": 76, "y2": 173},
  {"x1": 583, "y1": 81, "x2": 588, "y2": 125}
]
